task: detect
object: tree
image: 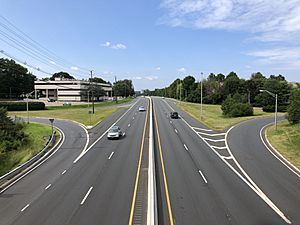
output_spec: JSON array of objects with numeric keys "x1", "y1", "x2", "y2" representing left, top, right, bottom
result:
[
  {"x1": 287, "y1": 89, "x2": 300, "y2": 124},
  {"x1": 113, "y1": 79, "x2": 135, "y2": 97},
  {"x1": 182, "y1": 75, "x2": 196, "y2": 98},
  {"x1": 89, "y1": 76, "x2": 108, "y2": 84},
  {"x1": 0, "y1": 58, "x2": 36, "y2": 99},
  {"x1": 221, "y1": 93, "x2": 253, "y2": 117},
  {"x1": 50, "y1": 71, "x2": 74, "y2": 80},
  {"x1": 0, "y1": 107, "x2": 28, "y2": 153}
]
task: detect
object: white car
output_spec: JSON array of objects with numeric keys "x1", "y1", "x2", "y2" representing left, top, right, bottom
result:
[
  {"x1": 107, "y1": 126, "x2": 124, "y2": 139},
  {"x1": 138, "y1": 106, "x2": 145, "y2": 112}
]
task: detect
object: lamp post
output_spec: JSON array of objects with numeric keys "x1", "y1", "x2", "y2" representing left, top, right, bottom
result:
[
  {"x1": 260, "y1": 89, "x2": 278, "y2": 130},
  {"x1": 200, "y1": 72, "x2": 203, "y2": 121}
]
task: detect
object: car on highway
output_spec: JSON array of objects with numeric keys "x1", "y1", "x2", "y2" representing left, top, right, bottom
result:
[
  {"x1": 107, "y1": 126, "x2": 125, "y2": 139},
  {"x1": 170, "y1": 111, "x2": 179, "y2": 119},
  {"x1": 138, "y1": 106, "x2": 146, "y2": 111}
]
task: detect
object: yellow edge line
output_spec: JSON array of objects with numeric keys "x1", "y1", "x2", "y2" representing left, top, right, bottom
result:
[
  {"x1": 128, "y1": 99, "x2": 149, "y2": 225},
  {"x1": 153, "y1": 101, "x2": 174, "y2": 225}
]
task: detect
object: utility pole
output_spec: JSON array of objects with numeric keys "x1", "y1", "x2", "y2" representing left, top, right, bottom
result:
[{"x1": 90, "y1": 70, "x2": 94, "y2": 114}]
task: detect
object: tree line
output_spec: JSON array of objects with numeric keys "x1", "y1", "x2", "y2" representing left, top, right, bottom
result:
[{"x1": 144, "y1": 72, "x2": 300, "y2": 123}]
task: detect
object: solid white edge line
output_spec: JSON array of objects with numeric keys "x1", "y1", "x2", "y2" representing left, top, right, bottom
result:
[
  {"x1": 260, "y1": 123, "x2": 300, "y2": 178},
  {"x1": 80, "y1": 186, "x2": 93, "y2": 205},
  {"x1": 192, "y1": 127, "x2": 212, "y2": 132},
  {"x1": 198, "y1": 170, "x2": 208, "y2": 184},
  {"x1": 0, "y1": 126, "x2": 65, "y2": 194},
  {"x1": 73, "y1": 99, "x2": 140, "y2": 163},
  {"x1": 61, "y1": 170, "x2": 67, "y2": 175},
  {"x1": 21, "y1": 204, "x2": 30, "y2": 212},
  {"x1": 45, "y1": 184, "x2": 51, "y2": 190},
  {"x1": 108, "y1": 152, "x2": 114, "y2": 160},
  {"x1": 163, "y1": 99, "x2": 291, "y2": 224},
  {"x1": 211, "y1": 146, "x2": 227, "y2": 150},
  {"x1": 183, "y1": 144, "x2": 188, "y2": 151},
  {"x1": 203, "y1": 138, "x2": 225, "y2": 142}
]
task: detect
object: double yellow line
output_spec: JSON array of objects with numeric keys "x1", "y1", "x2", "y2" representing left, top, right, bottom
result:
[
  {"x1": 128, "y1": 98, "x2": 149, "y2": 225},
  {"x1": 153, "y1": 101, "x2": 174, "y2": 225},
  {"x1": 128, "y1": 98, "x2": 174, "y2": 225}
]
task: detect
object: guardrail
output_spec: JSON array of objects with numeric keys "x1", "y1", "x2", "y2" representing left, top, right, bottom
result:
[
  {"x1": 0, "y1": 131, "x2": 57, "y2": 187},
  {"x1": 147, "y1": 97, "x2": 158, "y2": 225}
]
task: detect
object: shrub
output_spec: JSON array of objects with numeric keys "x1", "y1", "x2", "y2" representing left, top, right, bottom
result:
[
  {"x1": 221, "y1": 95, "x2": 253, "y2": 117},
  {"x1": 0, "y1": 101, "x2": 45, "y2": 111},
  {"x1": 287, "y1": 89, "x2": 300, "y2": 124}
]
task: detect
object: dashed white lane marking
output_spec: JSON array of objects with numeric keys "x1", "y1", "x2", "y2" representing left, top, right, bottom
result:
[
  {"x1": 198, "y1": 170, "x2": 208, "y2": 184},
  {"x1": 108, "y1": 152, "x2": 114, "y2": 160},
  {"x1": 81, "y1": 187, "x2": 93, "y2": 205},
  {"x1": 128, "y1": 124, "x2": 131, "y2": 127},
  {"x1": 174, "y1": 129, "x2": 178, "y2": 134},
  {"x1": 133, "y1": 117, "x2": 135, "y2": 120},
  {"x1": 170, "y1": 121, "x2": 172, "y2": 124},
  {"x1": 183, "y1": 144, "x2": 188, "y2": 151},
  {"x1": 61, "y1": 170, "x2": 67, "y2": 175},
  {"x1": 45, "y1": 184, "x2": 51, "y2": 190},
  {"x1": 203, "y1": 138, "x2": 225, "y2": 142},
  {"x1": 21, "y1": 204, "x2": 30, "y2": 212}
]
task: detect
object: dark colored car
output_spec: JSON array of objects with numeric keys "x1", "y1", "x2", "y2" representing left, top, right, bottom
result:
[{"x1": 170, "y1": 111, "x2": 179, "y2": 119}]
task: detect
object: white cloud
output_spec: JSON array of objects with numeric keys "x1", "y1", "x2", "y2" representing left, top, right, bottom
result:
[
  {"x1": 247, "y1": 48, "x2": 300, "y2": 69},
  {"x1": 160, "y1": 0, "x2": 300, "y2": 68},
  {"x1": 101, "y1": 41, "x2": 127, "y2": 50},
  {"x1": 155, "y1": 67, "x2": 161, "y2": 71},
  {"x1": 71, "y1": 66, "x2": 79, "y2": 71},
  {"x1": 111, "y1": 43, "x2": 127, "y2": 50},
  {"x1": 49, "y1": 61, "x2": 56, "y2": 65},
  {"x1": 133, "y1": 76, "x2": 143, "y2": 80},
  {"x1": 177, "y1": 67, "x2": 186, "y2": 73},
  {"x1": 145, "y1": 76, "x2": 158, "y2": 81}
]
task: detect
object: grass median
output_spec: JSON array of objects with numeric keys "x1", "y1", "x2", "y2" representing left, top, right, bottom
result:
[
  {"x1": 266, "y1": 121, "x2": 300, "y2": 169},
  {"x1": 0, "y1": 123, "x2": 57, "y2": 176},
  {"x1": 9, "y1": 98, "x2": 133, "y2": 126},
  {"x1": 175, "y1": 101, "x2": 273, "y2": 130}
]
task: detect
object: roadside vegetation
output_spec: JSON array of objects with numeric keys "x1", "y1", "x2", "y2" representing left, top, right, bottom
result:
[
  {"x1": 266, "y1": 121, "x2": 300, "y2": 169},
  {"x1": 0, "y1": 108, "x2": 55, "y2": 176},
  {"x1": 9, "y1": 97, "x2": 133, "y2": 126},
  {"x1": 176, "y1": 101, "x2": 272, "y2": 130}
]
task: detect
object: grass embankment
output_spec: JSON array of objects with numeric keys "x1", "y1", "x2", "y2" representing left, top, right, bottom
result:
[
  {"x1": 9, "y1": 98, "x2": 133, "y2": 126},
  {"x1": 176, "y1": 101, "x2": 273, "y2": 130},
  {"x1": 0, "y1": 123, "x2": 56, "y2": 176},
  {"x1": 266, "y1": 121, "x2": 300, "y2": 169}
]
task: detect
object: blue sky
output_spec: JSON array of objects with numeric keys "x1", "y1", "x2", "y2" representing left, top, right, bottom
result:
[{"x1": 1, "y1": 0, "x2": 299, "y2": 91}]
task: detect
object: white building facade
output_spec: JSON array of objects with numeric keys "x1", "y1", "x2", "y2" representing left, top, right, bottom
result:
[{"x1": 34, "y1": 78, "x2": 112, "y2": 102}]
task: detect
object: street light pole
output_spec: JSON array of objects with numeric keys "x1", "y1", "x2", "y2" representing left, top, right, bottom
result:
[
  {"x1": 90, "y1": 70, "x2": 94, "y2": 114},
  {"x1": 200, "y1": 72, "x2": 203, "y2": 121},
  {"x1": 260, "y1": 89, "x2": 278, "y2": 130}
]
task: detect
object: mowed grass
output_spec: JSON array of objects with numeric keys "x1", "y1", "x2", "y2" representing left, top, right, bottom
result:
[
  {"x1": 266, "y1": 121, "x2": 300, "y2": 169},
  {"x1": 9, "y1": 107, "x2": 117, "y2": 127},
  {"x1": 176, "y1": 101, "x2": 273, "y2": 130},
  {"x1": 0, "y1": 123, "x2": 55, "y2": 176},
  {"x1": 8, "y1": 98, "x2": 134, "y2": 126}
]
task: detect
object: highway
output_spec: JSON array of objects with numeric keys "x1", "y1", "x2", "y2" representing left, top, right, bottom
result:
[{"x1": 0, "y1": 96, "x2": 299, "y2": 225}]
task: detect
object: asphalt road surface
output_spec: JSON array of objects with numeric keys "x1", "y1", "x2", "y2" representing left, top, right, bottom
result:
[
  {"x1": 152, "y1": 97, "x2": 299, "y2": 225},
  {"x1": 0, "y1": 97, "x2": 299, "y2": 225}
]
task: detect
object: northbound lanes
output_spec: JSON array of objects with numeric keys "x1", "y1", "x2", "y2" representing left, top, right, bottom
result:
[{"x1": 0, "y1": 97, "x2": 151, "y2": 225}]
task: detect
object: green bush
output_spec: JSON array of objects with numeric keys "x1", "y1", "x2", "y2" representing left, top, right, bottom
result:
[
  {"x1": 221, "y1": 94, "x2": 253, "y2": 117},
  {"x1": 287, "y1": 89, "x2": 300, "y2": 124},
  {"x1": 0, "y1": 101, "x2": 45, "y2": 111}
]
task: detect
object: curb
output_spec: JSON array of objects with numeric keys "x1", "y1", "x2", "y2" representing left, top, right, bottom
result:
[{"x1": 261, "y1": 123, "x2": 300, "y2": 178}]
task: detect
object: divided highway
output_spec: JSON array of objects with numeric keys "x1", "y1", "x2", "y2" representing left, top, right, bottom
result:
[{"x1": 0, "y1": 97, "x2": 299, "y2": 225}]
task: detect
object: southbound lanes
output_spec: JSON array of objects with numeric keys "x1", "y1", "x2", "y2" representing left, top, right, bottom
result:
[{"x1": 153, "y1": 97, "x2": 292, "y2": 225}]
